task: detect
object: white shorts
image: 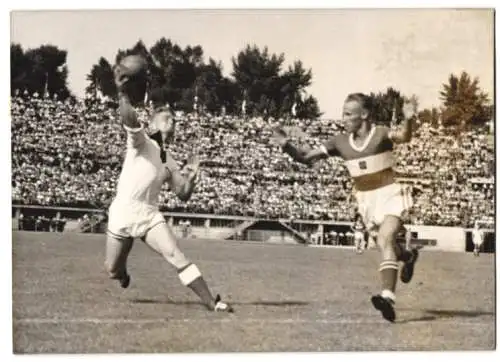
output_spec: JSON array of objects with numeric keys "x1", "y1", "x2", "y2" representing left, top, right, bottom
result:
[
  {"x1": 355, "y1": 183, "x2": 413, "y2": 229},
  {"x1": 354, "y1": 231, "x2": 364, "y2": 241},
  {"x1": 107, "y1": 200, "x2": 166, "y2": 240}
]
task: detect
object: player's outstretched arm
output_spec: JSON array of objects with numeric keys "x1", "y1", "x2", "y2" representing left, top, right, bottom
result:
[
  {"x1": 273, "y1": 127, "x2": 328, "y2": 166},
  {"x1": 389, "y1": 100, "x2": 416, "y2": 144},
  {"x1": 167, "y1": 154, "x2": 200, "y2": 202},
  {"x1": 114, "y1": 64, "x2": 141, "y2": 130}
]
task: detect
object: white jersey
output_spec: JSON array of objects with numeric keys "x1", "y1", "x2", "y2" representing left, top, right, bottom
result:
[{"x1": 113, "y1": 125, "x2": 179, "y2": 208}]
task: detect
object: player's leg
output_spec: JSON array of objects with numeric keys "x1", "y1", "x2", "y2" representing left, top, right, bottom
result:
[
  {"x1": 393, "y1": 228, "x2": 416, "y2": 268},
  {"x1": 142, "y1": 219, "x2": 233, "y2": 312},
  {"x1": 371, "y1": 185, "x2": 420, "y2": 322},
  {"x1": 104, "y1": 231, "x2": 134, "y2": 288},
  {"x1": 370, "y1": 214, "x2": 402, "y2": 322},
  {"x1": 383, "y1": 185, "x2": 419, "y2": 283}
]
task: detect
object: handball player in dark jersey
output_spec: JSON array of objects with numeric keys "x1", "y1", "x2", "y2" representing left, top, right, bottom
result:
[{"x1": 274, "y1": 93, "x2": 419, "y2": 322}]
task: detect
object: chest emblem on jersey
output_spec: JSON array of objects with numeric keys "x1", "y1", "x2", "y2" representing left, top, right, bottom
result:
[{"x1": 358, "y1": 161, "x2": 367, "y2": 170}]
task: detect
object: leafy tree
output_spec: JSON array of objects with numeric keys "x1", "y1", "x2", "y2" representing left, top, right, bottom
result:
[
  {"x1": 418, "y1": 107, "x2": 440, "y2": 128},
  {"x1": 369, "y1": 87, "x2": 405, "y2": 126},
  {"x1": 11, "y1": 43, "x2": 71, "y2": 99},
  {"x1": 85, "y1": 57, "x2": 116, "y2": 99},
  {"x1": 11, "y1": 43, "x2": 30, "y2": 94},
  {"x1": 232, "y1": 45, "x2": 321, "y2": 119},
  {"x1": 85, "y1": 40, "x2": 322, "y2": 118},
  {"x1": 439, "y1": 71, "x2": 491, "y2": 129}
]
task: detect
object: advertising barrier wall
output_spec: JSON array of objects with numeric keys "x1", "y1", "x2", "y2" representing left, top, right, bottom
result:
[
  {"x1": 409, "y1": 225, "x2": 465, "y2": 252},
  {"x1": 11, "y1": 205, "x2": 494, "y2": 252}
]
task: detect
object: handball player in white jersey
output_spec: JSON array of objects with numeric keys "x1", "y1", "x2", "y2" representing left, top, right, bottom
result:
[
  {"x1": 274, "y1": 93, "x2": 419, "y2": 322},
  {"x1": 104, "y1": 63, "x2": 233, "y2": 313}
]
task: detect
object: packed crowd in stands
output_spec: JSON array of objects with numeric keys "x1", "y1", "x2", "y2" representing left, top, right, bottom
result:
[{"x1": 11, "y1": 92, "x2": 495, "y2": 228}]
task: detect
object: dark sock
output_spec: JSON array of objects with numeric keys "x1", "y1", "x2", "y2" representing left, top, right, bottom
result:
[
  {"x1": 379, "y1": 260, "x2": 399, "y2": 297},
  {"x1": 178, "y1": 263, "x2": 215, "y2": 309}
]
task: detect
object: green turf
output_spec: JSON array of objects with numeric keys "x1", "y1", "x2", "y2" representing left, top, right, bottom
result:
[{"x1": 12, "y1": 231, "x2": 496, "y2": 353}]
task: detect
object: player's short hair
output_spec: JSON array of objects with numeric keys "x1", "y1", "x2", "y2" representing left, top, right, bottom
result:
[
  {"x1": 345, "y1": 93, "x2": 373, "y2": 114},
  {"x1": 151, "y1": 105, "x2": 175, "y2": 127},
  {"x1": 153, "y1": 105, "x2": 174, "y2": 117}
]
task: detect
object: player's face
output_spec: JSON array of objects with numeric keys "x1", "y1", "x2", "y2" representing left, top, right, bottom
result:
[
  {"x1": 342, "y1": 100, "x2": 368, "y2": 133},
  {"x1": 152, "y1": 112, "x2": 175, "y2": 144}
]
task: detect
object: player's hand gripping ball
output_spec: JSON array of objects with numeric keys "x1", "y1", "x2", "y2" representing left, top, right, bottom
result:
[
  {"x1": 119, "y1": 55, "x2": 147, "y2": 77},
  {"x1": 114, "y1": 55, "x2": 148, "y2": 102}
]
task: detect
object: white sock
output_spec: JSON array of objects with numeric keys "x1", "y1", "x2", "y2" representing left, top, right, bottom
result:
[{"x1": 381, "y1": 289, "x2": 396, "y2": 302}]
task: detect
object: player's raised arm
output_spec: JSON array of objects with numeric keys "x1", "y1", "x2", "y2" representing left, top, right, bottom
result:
[
  {"x1": 114, "y1": 65, "x2": 141, "y2": 129},
  {"x1": 273, "y1": 126, "x2": 334, "y2": 166},
  {"x1": 388, "y1": 100, "x2": 416, "y2": 144},
  {"x1": 165, "y1": 152, "x2": 200, "y2": 202},
  {"x1": 114, "y1": 64, "x2": 146, "y2": 149}
]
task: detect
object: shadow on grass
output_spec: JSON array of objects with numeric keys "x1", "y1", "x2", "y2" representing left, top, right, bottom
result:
[
  {"x1": 130, "y1": 298, "x2": 309, "y2": 307},
  {"x1": 423, "y1": 309, "x2": 494, "y2": 318},
  {"x1": 396, "y1": 309, "x2": 494, "y2": 324}
]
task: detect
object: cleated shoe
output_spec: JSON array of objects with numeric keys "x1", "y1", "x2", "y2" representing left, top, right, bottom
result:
[{"x1": 371, "y1": 294, "x2": 396, "y2": 322}]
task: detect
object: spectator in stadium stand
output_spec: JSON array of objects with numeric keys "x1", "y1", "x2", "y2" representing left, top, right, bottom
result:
[
  {"x1": 11, "y1": 94, "x2": 494, "y2": 229},
  {"x1": 50, "y1": 212, "x2": 66, "y2": 232}
]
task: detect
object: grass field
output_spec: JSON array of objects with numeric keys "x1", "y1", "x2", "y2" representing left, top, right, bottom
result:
[{"x1": 12, "y1": 231, "x2": 496, "y2": 353}]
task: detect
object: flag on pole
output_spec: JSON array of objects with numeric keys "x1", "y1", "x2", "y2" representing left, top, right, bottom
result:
[
  {"x1": 391, "y1": 105, "x2": 397, "y2": 126},
  {"x1": 44, "y1": 72, "x2": 49, "y2": 98},
  {"x1": 194, "y1": 85, "x2": 199, "y2": 112},
  {"x1": 96, "y1": 87, "x2": 104, "y2": 102},
  {"x1": 242, "y1": 89, "x2": 247, "y2": 116},
  {"x1": 143, "y1": 79, "x2": 149, "y2": 106}
]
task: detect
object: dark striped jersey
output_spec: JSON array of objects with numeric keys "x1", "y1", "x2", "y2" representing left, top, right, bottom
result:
[{"x1": 320, "y1": 126, "x2": 395, "y2": 191}]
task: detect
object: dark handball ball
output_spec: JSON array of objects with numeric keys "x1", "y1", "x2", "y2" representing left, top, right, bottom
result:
[
  {"x1": 120, "y1": 55, "x2": 147, "y2": 78},
  {"x1": 119, "y1": 55, "x2": 148, "y2": 106}
]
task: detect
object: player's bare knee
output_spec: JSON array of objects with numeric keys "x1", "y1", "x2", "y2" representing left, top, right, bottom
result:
[
  {"x1": 163, "y1": 248, "x2": 190, "y2": 269},
  {"x1": 160, "y1": 246, "x2": 176, "y2": 261},
  {"x1": 376, "y1": 232, "x2": 392, "y2": 248},
  {"x1": 378, "y1": 222, "x2": 400, "y2": 249},
  {"x1": 376, "y1": 233, "x2": 397, "y2": 259}
]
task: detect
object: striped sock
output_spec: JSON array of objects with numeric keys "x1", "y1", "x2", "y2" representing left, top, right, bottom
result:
[{"x1": 379, "y1": 260, "x2": 399, "y2": 297}]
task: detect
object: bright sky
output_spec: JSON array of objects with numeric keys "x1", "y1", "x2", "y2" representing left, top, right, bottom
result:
[{"x1": 10, "y1": 8, "x2": 494, "y2": 119}]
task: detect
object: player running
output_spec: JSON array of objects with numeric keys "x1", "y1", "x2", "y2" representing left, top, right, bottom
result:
[
  {"x1": 104, "y1": 61, "x2": 233, "y2": 313},
  {"x1": 351, "y1": 213, "x2": 366, "y2": 254},
  {"x1": 274, "y1": 93, "x2": 419, "y2": 322}
]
